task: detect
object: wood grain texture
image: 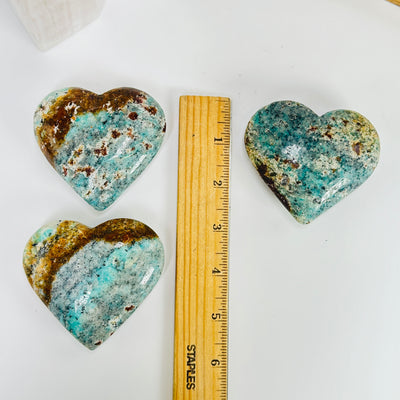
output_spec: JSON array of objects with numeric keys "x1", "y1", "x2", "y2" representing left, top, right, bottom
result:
[
  {"x1": 174, "y1": 96, "x2": 230, "y2": 400},
  {"x1": 387, "y1": 0, "x2": 400, "y2": 6}
]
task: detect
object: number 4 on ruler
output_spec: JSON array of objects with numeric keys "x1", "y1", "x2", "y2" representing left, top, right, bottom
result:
[{"x1": 173, "y1": 96, "x2": 231, "y2": 400}]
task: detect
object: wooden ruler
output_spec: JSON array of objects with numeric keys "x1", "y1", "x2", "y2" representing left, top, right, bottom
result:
[{"x1": 173, "y1": 96, "x2": 231, "y2": 400}]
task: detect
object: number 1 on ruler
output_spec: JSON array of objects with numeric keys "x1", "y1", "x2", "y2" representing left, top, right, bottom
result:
[{"x1": 173, "y1": 96, "x2": 231, "y2": 400}]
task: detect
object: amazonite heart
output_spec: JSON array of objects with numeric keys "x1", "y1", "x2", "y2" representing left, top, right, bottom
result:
[
  {"x1": 34, "y1": 87, "x2": 166, "y2": 211},
  {"x1": 23, "y1": 219, "x2": 164, "y2": 350},
  {"x1": 245, "y1": 101, "x2": 380, "y2": 224}
]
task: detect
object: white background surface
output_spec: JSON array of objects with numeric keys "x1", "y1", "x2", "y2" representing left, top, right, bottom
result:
[{"x1": 0, "y1": 0, "x2": 399, "y2": 399}]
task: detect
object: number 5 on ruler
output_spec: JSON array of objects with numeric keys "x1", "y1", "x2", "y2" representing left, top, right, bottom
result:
[{"x1": 173, "y1": 96, "x2": 231, "y2": 400}]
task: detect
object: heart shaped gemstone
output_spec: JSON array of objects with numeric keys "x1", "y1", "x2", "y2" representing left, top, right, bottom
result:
[
  {"x1": 245, "y1": 101, "x2": 380, "y2": 224},
  {"x1": 23, "y1": 219, "x2": 164, "y2": 350},
  {"x1": 34, "y1": 88, "x2": 166, "y2": 211}
]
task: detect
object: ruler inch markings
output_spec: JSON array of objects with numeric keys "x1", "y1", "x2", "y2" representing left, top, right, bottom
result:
[{"x1": 173, "y1": 96, "x2": 230, "y2": 400}]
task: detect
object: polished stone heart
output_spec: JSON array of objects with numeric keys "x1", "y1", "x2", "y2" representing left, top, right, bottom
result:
[
  {"x1": 23, "y1": 219, "x2": 164, "y2": 350},
  {"x1": 34, "y1": 87, "x2": 166, "y2": 211},
  {"x1": 245, "y1": 101, "x2": 380, "y2": 224}
]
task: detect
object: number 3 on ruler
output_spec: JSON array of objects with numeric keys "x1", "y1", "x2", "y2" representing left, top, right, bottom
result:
[{"x1": 174, "y1": 96, "x2": 230, "y2": 400}]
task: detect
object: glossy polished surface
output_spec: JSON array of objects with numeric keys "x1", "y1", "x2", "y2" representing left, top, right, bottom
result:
[
  {"x1": 2, "y1": 1, "x2": 400, "y2": 398},
  {"x1": 34, "y1": 87, "x2": 166, "y2": 211},
  {"x1": 23, "y1": 219, "x2": 164, "y2": 350},
  {"x1": 245, "y1": 101, "x2": 380, "y2": 224}
]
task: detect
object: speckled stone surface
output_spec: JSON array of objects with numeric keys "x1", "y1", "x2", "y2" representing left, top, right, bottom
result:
[
  {"x1": 23, "y1": 219, "x2": 164, "y2": 350},
  {"x1": 245, "y1": 101, "x2": 380, "y2": 224},
  {"x1": 34, "y1": 88, "x2": 166, "y2": 211}
]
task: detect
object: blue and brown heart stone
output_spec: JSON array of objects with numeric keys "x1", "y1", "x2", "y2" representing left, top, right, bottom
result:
[
  {"x1": 34, "y1": 87, "x2": 166, "y2": 211},
  {"x1": 245, "y1": 101, "x2": 380, "y2": 224},
  {"x1": 23, "y1": 218, "x2": 164, "y2": 350}
]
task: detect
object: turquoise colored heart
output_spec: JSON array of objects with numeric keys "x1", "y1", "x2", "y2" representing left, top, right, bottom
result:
[
  {"x1": 23, "y1": 219, "x2": 164, "y2": 350},
  {"x1": 245, "y1": 101, "x2": 380, "y2": 224},
  {"x1": 34, "y1": 87, "x2": 166, "y2": 211}
]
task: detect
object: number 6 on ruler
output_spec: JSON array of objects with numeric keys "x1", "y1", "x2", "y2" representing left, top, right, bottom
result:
[{"x1": 173, "y1": 96, "x2": 231, "y2": 400}]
